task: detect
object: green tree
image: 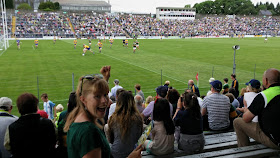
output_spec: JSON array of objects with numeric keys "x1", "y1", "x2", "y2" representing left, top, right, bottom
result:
[
  {"x1": 54, "y1": 2, "x2": 60, "y2": 10},
  {"x1": 276, "y1": 3, "x2": 280, "y2": 15},
  {"x1": 194, "y1": 1, "x2": 215, "y2": 14},
  {"x1": 5, "y1": 0, "x2": 14, "y2": 9},
  {"x1": 38, "y1": 1, "x2": 60, "y2": 11},
  {"x1": 17, "y1": 3, "x2": 32, "y2": 10}
]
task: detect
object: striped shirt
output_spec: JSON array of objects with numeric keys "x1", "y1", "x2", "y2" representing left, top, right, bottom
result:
[{"x1": 202, "y1": 93, "x2": 231, "y2": 130}]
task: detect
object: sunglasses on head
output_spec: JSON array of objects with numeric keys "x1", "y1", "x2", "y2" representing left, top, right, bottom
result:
[{"x1": 79, "y1": 75, "x2": 95, "y2": 96}]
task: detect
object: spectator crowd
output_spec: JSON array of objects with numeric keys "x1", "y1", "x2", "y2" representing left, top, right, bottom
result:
[
  {"x1": 2, "y1": 12, "x2": 280, "y2": 38},
  {"x1": 1, "y1": 65, "x2": 280, "y2": 158}
]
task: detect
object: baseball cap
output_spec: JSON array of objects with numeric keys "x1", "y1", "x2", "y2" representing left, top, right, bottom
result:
[
  {"x1": 114, "y1": 79, "x2": 119, "y2": 84},
  {"x1": 156, "y1": 86, "x2": 168, "y2": 98},
  {"x1": 210, "y1": 80, "x2": 222, "y2": 92},
  {"x1": 0, "y1": 97, "x2": 13, "y2": 110},
  {"x1": 209, "y1": 77, "x2": 215, "y2": 83},
  {"x1": 246, "y1": 79, "x2": 261, "y2": 89}
]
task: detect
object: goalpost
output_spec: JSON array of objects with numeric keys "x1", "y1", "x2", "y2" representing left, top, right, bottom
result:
[{"x1": 0, "y1": 0, "x2": 9, "y2": 53}]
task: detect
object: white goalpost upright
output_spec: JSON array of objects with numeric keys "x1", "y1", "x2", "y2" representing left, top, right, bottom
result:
[{"x1": 0, "y1": 0, "x2": 9, "y2": 51}]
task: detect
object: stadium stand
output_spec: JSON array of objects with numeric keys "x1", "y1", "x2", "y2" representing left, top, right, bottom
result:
[
  {"x1": 3, "y1": 11, "x2": 279, "y2": 38},
  {"x1": 142, "y1": 131, "x2": 280, "y2": 157}
]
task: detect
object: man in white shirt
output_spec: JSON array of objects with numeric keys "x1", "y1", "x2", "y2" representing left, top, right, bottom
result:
[{"x1": 111, "y1": 79, "x2": 123, "y2": 99}]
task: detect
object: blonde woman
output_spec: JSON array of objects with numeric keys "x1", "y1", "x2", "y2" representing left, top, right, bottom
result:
[{"x1": 64, "y1": 66, "x2": 142, "y2": 158}]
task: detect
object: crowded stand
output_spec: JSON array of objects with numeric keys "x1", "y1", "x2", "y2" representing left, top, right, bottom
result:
[
  {"x1": 1, "y1": 65, "x2": 280, "y2": 158},
  {"x1": 14, "y1": 12, "x2": 74, "y2": 38},
  {"x1": 3, "y1": 12, "x2": 280, "y2": 38}
]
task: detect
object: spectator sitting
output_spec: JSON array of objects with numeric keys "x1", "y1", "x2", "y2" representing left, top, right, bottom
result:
[
  {"x1": 55, "y1": 104, "x2": 64, "y2": 126},
  {"x1": 107, "y1": 91, "x2": 143, "y2": 158},
  {"x1": 206, "y1": 78, "x2": 215, "y2": 96},
  {"x1": 228, "y1": 88, "x2": 240, "y2": 108},
  {"x1": 237, "y1": 79, "x2": 261, "y2": 123},
  {"x1": 56, "y1": 91, "x2": 77, "y2": 158},
  {"x1": 225, "y1": 93, "x2": 239, "y2": 129},
  {"x1": 141, "y1": 86, "x2": 173, "y2": 121},
  {"x1": 4, "y1": 93, "x2": 56, "y2": 158},
  {"x1": 64, "y1": 66, "x2": 141, "y2": 158},
  {"x1": 135, "y1": 84, "x2": 145, "y2": 101},
  {"x1": 166, "y1": 88, "x2": 180, "y2": 117},
  {"x1": 202, "y1": 80, "x2": 231, "y2": 131},
  {"x1": 0, "y1": 97, "x2": 18, "y2": 158},
  {"x1": 174, "y1": 92, "x2": 205, "y2": 154},
  {"x1": 134, "y1": 95, "x2": 144, "y2": 113},
  {"x1": 144, "y1": 96, "x2": 154, "y2": 108},
  {"x1": 234, "y1": 68, "x2": 280, "y2": 149},
  {"x1": 164, "y1": 80, "x2": 170, "y2": 88},
  {"x1": 237, "y1": 88, "x2": 246, "y2": 108},
  {"x1": 144, "y1": 98, "x2": 175, "y2": 156},
  {"x1": 108, "y1": 88, "x2": 125, "y2": 120},
  {"x1": 37, "y1": 108, "x2": 48, "y2": 119}
]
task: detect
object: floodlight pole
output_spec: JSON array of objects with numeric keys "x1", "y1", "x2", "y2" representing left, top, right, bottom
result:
[
  {"x1": 0, "y1": 0, "x2": 6, "y2": 50},
  {"x1": 3, "y1": 0, "x2": 9, "y2": 46},
  {"x1": 233, "y1": 49, "x2": 236, "y2": 74}
]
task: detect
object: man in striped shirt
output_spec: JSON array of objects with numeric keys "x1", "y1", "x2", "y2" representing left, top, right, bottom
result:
[{"x1": 202, "y1": 80, "x2": 231, "y2": 131}]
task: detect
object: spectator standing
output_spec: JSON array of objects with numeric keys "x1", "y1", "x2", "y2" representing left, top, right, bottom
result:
[
  {"x1": 222, "y1": 78, "x2": 229, "y2": 94},
  {"x1": 234, "y1": 68, "x2": 280, "y2": 149},
  {"x1": 188, "y1": 80, "x2": 200, "y2": 97},
  {"x1": 107, "y1": 91, "x2": 143, "y2": 158},
  {"x1": 0, "y1": 97, "x2": 18, "y2": 158},
  {"x1": 41, "y1": 93, "x2": 56, "y2": 120},
  {"x1": 231, "y1": 74, "x2": 239, "y2": 98},
  {"x1": 202, "y1": 80, "x2": 231, "y2": 131},
  {"x1": 135, "y1": 84, "x2": 145, "y2": 101},
  {"x1": 4, "y1": 93, "x2": 56, "y2": 158},
  {"x1": 111, "y1": 79, "x2": 123, "y2": 99}
]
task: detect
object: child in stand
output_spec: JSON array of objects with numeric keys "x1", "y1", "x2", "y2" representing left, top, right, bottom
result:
[
  {"x1": 144, "y1": 98, "x2": 175, "y2": 156},
  {"x1": 55, "y1": 104, "x2": 64, "y2": 127},
  {"x1": 173, "y1": 92, "x2": 205, "y2": 154}
]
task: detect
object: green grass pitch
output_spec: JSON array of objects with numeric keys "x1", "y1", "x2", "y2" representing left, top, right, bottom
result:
[{"x1": 0, "y1": 37, "x2": 279, "y2": 116}]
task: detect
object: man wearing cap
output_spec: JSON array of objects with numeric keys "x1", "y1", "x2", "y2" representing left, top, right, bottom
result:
[
  {"x1": 202, "y1": 80, "x2": 231, "y2": 131},
  {"x1": 141, "y1": 86, "x2": 173, "y2": 120},
  {"x1": 0, "y1": 97, "x2": 18, "y2": 158},
  {"x1": 111, "y1": 79, "x2": 123, "y2": 99},
  {"x1": 188, "y1": 80, "x2": 200, "y2": 97},
  {"x1": 237, "y1": 79, "x2": 261, "y2": 123},
  {"x1": 234, "y1": 68, "x2": 280, "y2": 149}
]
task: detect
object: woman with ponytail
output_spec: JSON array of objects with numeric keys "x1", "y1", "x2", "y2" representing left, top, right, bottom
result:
[
  {"x1": 173, "y1": 92, "x2": 205, "y2": 154},
  {"x1": 144, "y1": 98, "x2": 175, "y2": 156}
]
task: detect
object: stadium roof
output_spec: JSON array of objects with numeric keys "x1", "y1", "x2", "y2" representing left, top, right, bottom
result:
[
  {"x1": 156, "y1": 7, "x2": 195, "y2": 11},
  {"x1": 53, "y1": 0, "x2": 111, "y2": 7}
]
